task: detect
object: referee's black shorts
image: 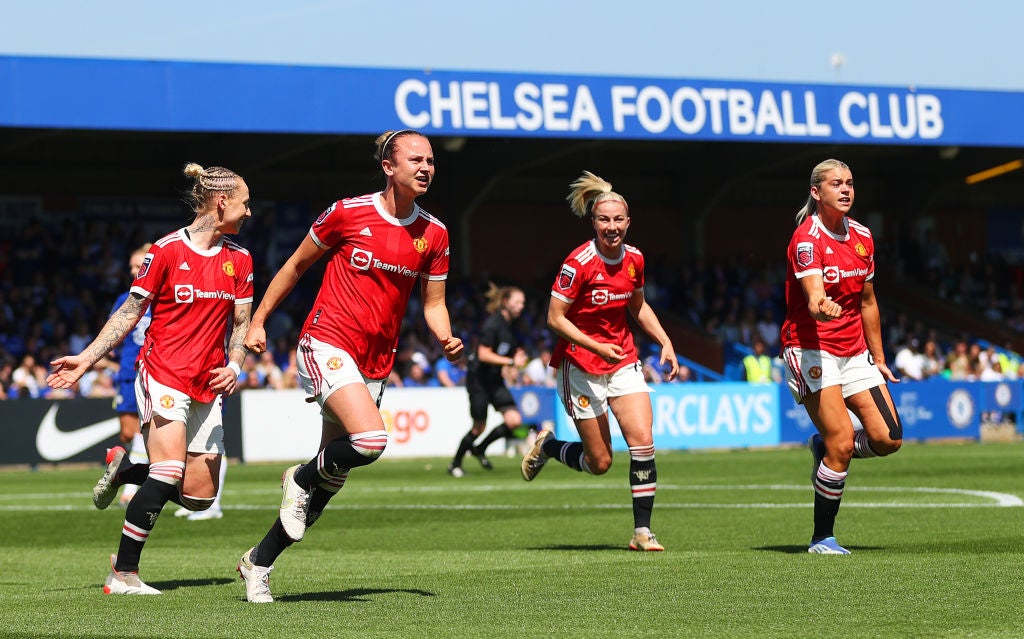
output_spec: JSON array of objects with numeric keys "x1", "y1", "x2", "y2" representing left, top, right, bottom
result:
[{"x1": 467, "y1": 378, "x2": 516, "y2": 421}]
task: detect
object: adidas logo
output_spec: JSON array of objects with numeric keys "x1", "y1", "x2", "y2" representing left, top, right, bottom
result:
[
  {"x1": 595, "y1": 273, "x2": 604, "y2": 281},
  {"x1": 179, "y1": 262, "x2": 191, "y2": 271},
  {"x1": 825, "y1": 247, "x2": 834, "y2": 255},
  {"x1": 359, "y1": 227, "x2": 372, "y2": 237}
]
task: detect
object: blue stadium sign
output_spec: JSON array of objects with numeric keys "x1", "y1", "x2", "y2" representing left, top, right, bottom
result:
[{"x1": 2, "y1": 55, "x2": 1022, "y2": 147}]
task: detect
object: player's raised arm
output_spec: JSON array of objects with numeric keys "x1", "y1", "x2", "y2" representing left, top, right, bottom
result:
[{"x1": 48, "y1": 293, "x2": 148, "y2": 389}]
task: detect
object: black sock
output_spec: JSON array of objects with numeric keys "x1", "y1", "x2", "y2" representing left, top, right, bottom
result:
[
  {"x1": 295, "y1": 436, "x2": 378, "y2": 489},
  {"x1": 252, "y1": 519, "x2": 294, "y2": 567},
  {"x1": 629, "y1": 457, "x2": 657, "y2": 530},
  {"x1": 253, "y1": 468, "x2": 349, "y2": 567},
  {"x1": 305, "y1": 486, "x2": 331, "y2": 525},
  {"x1": 811, "y1": 466, "x2": 846, "y2": 542},
  {"x1": 477, "y1": 424, "x2": 512, "y2": 453},
  {"x1": 305, "y1": 468, "x2": 348, "y2": 527},
  {"x1": 545, "y1": 438, "x2": 587, "y2": 472},
  {"x1": 452, "y1": 431, "x2": 476, "y2": 466},
  {"x1": 118, "y1": 463, "x2": 150, "y2": 486},
  {"x1": 115, "y1": 477, "x2": 178, "y2": 572}
]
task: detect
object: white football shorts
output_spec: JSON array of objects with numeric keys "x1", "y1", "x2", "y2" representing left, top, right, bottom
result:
[
  {"x1": 296, "y1": 335, "x2": 387, "y2": 421},
  {"x1": 555, "y1": 359, "x2": 651, "y2": 421},
  {"x1": 782, "y1": 346, "x2": 885, "y2": 404},
  {"x1": 135, "y1": 364, "x2": 224, "y2": 455}
]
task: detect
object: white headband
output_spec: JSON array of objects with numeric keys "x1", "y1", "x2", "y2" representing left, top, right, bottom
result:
[{"x1": 382, "y1": 129, "x2": 413, "y2": 157}]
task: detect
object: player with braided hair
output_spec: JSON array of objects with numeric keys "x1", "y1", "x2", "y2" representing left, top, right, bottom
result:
[{"x1": 48, "y1": 162, "x2": 254, "y2": 593}]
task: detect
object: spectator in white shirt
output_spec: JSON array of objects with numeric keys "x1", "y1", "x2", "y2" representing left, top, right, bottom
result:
[
  {"x1": 893, "y1": 338, "x2": 925, "y2": 381},
  {"x1": 522, "y1": 347, "x2": 556, "y2": 388}
]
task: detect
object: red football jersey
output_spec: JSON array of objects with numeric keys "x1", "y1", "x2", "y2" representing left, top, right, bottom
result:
[
  {"x1": 781, "y1": 214, "x2": 874, "y2": 357},
  {"x1": 549, "y1": 240, "x2": 644, "y2": 375},
  {"x1": 131, "y1": 230, "x2": 254, "y2": 402},
  {"x1": 300, "y1": 193, "x2": 449, "y2": 378}
]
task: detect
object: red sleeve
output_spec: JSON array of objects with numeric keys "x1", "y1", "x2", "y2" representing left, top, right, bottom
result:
[
  {"x1": 790, "y1": 229, "x2": 822, "y2": 277},
  {"x1": 131, "y1": 243, "x2": 170, "y2": 299},
  {"x1": 310, "y1": 201, "x2": 344, "y2": 248},
  {"x1": 426, "y1": 226, "x2": 449, "y2": 279},
  {"x1": 236, "y1": 250, "x2": 254, "y2": 303},
  {"x1": 552, "y1": 256, "x2": 583, "y2": 301}
]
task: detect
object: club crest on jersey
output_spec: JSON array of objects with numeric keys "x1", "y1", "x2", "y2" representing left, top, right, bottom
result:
[
  {"x1": 557, "y1": 264, "x2": 577, "y2": 290},
  {"x1": 159, "y1": 395, "x2": 175, "y2": 409},
  {"x1": 796, "y1": 242, "x2": 814, "y2": 267},
  {"x1": 855, "y1": 243, "x2": 868, "y2": 257},
  {"x1": 138, "y1": 254, "x2": 153, "y2": 278},
  {"x1": 351, "y1": 248, "x2": 372, "y2": 271},
  {"x1": 412, "y1": 237, "x2": 428, "y2": 254},
  {"x1": 222, "y1": 261, "x2": 235, "y2": 277},
  {"x1": 627, "y1": 264, "x2": 636, "y2": 279}
]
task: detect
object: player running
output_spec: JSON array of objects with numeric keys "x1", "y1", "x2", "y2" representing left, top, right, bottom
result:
[
  {"x1": 521, "y1": 171, "x2": 678, "y2": 552},
  {"x1": 47, "y1": 163, "x2": 253, "y2": 593},
  {"x1": 780, "y1": 159, "x2": 903, "y2": 555},
  {"x1": 237, "y1": 130, "x2": 463, "y2": 603}
]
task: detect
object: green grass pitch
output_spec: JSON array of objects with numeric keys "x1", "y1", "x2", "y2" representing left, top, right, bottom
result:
[{"x1": 1, "y1": 441, "x2": 1022, "y2": 638}]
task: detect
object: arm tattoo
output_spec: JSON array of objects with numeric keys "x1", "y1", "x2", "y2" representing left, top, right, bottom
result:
[
  {"x1": 227, "y1": 304, "x2": 251, "y2": 365},
  {"x1": 84, "y1": 294, "x2": 147, "y2": 365}
]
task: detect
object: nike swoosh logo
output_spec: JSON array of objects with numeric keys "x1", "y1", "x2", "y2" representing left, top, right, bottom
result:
[{"x1": 35, "y1": 404, "x2": 121, "y2": 462}]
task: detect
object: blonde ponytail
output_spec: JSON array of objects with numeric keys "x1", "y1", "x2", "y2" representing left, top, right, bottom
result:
[{"x1": 566, "y1": 171, "x2": 628, "y2": 218}]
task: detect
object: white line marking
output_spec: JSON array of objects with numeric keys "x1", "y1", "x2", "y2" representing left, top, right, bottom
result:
[
  {"x1": 0, "y1": 484, "x2": 1018, "y2": 510},
  {"x1": 0, "y1": 502, "x2": 1013, "y2": 512}
]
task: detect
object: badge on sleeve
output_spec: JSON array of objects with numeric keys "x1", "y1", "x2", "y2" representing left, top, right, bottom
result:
[
  {"x1": 314, "y1": 201, "x2": 338, "y2": 226},
  {"x1": 796, "y1": 242, "x2": 814, "y2": 268},
  {"x1": 137, "y1": 254, "x2": 153, "y2": 279},
  {"x1": 557, "y1": 264, "x2": 577, "y2": 290}
]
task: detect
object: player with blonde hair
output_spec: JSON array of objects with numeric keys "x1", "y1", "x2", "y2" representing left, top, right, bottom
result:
[
  {"x1": 781, "y1": 159, "x2": 902, "y2": 554},
  {"x1": 522, "y1": 170, "x2": 678, "y2": 551},
  {"x1": 48, "y1": 162, "x2": 254, "y2": 593}
]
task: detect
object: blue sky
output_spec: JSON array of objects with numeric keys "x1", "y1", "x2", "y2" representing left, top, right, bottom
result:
[{"x1": 1, "y1": 0, "x2": 1020, "y2": 91}]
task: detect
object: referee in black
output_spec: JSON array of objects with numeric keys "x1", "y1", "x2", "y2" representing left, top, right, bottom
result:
[{"x1": 448, "y1": 283, "x2": 528, "y2": 477}]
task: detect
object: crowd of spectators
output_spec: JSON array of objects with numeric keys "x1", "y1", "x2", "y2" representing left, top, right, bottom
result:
[
  {"x1": 0, "y1": 214, "x2": 1021, "y2": 399},
  {"x1": 895, "y1": 228, "x2": 1024, "y2": 333},
  {"x1": 888, "y1": 327, "x2": 1022, "y2": 383}
]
